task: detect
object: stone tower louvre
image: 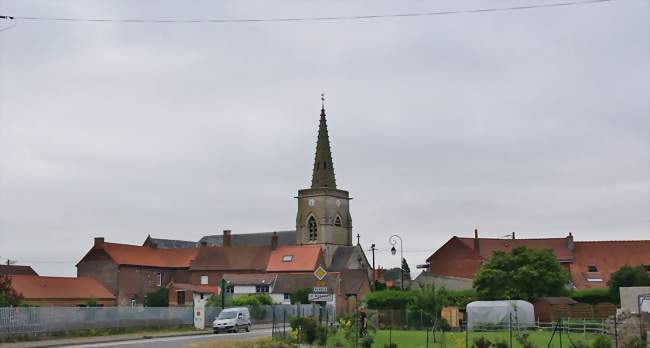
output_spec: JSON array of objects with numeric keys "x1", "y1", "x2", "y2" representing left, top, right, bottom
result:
[{"x1": 296, "y1": 98, "x2": 352, "y2": 266}]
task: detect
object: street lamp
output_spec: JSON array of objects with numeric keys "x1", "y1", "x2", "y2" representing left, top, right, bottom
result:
[{"x1": 388, "y1": 234, "x2": 404, "y2": 290}]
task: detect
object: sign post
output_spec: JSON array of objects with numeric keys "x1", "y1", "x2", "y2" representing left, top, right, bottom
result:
[{"x1": 220, "y1": 278, "x2": 227, "y2": 309}]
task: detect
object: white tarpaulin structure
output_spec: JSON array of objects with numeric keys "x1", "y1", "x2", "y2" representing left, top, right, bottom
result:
[{"x1": 466, "y1": 300, "x2": 535, "y2": 329}]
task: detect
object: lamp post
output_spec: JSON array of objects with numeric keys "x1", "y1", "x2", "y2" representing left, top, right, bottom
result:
[{"x1": 389, "y1": 234, "x2": 404, "y2": 290}]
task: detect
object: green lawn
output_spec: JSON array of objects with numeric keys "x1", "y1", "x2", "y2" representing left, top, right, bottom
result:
[{"x1": 368, "y1": 329, "x2": 603, "y2": 348}]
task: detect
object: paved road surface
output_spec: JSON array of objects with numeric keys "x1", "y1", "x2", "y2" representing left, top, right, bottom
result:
[{"x1": 61, "y1": 329, "x2": 272, "y2": 348}]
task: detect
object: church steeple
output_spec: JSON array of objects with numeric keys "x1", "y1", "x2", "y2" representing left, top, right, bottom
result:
[{"x1": 311, "y1": 94, "x2": 337, "y2": 189}]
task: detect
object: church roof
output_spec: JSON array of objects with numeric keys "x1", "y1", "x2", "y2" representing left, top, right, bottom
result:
[
  {"x1": 143, "y1": 236, "x2": 198, "y2": 249},
  {"x1": 198, "y1": 231, "x2": 296, "y2": 247},
  {"x1": 328, "y1": 245, "x2": 360, "y2": 271},
  {"x1": 311, "y1": 98, "x2": 337, "y2": 189}
]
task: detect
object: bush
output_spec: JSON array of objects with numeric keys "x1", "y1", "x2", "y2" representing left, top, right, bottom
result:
[
  {"x1": 232, "y1": 294, "x2": 272, "y2": 306},
  {"x1": 291, "y1": 288, "x2": 311, "y2": 305},
  {"x1": 445, "y1": 289, "x2": 479, "y2": 307},
  {"x1": 591, "y1": 336, "x2": 611, "y2": 348},
  {"x1": 359, "y1": 335, "x2": 374, "y2": 348},
  {"x1": 364, "y1": 289, "x2": 414, "y2": 309},
  {"x1": 143, "y1": 288, "x2": 168, "y2": 307},
  {"x1": 327, "y1": 331, "x2": 348, "y2": 348},
  {"x1": 516, "y1": 333, "x2": 537, "y2": 348},
  {"x1": 472, "y1": 336, "x2": 492, "y2": 348},
  {"x1": 384, "y1": 343, "x2": 398, "y2": 348},
  {"x1": 570, "y1": 288, "x2": 614, "y2": 305},
  {"x1": 315, "y1": 325, "x2": 328, "y2": 346},
  {"x1": 623, "y1": 336, "x2": 643, "y2": 348},
  {"x1": 493, "y1": 339, "x2": 509, "y2": 348},
  {"x1": 289, "y1": 316, "x2": 317, "y2": 344},
  {"x1": 608, "y1": 265, "x2": 650, "y2": 304}
]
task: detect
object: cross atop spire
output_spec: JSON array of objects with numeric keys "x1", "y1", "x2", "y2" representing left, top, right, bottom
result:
[{"x1": 311, "y1": 94, "x2": 337, "y2": 189}]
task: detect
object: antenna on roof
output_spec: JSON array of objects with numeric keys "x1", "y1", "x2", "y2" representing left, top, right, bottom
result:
[{"x1": 4, "y1": 259, "x2": 17, "y2": 266}]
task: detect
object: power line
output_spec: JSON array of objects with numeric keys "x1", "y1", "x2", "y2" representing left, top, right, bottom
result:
[{"x1": 2, "y1": 0, "x2": 612, "y2": 25}]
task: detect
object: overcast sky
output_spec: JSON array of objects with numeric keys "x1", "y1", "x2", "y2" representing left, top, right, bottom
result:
[{"x1": 0, "y1": 0, "x2": 648, "y2": 277}]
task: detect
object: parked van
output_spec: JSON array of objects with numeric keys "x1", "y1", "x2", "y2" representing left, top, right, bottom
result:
[{"x1": 212, "y1": 307, "x2": 251, "y2": 333}]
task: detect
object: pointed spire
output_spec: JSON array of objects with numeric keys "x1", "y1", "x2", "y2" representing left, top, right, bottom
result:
[{"x1": 311, "y1": 94, "x2": 337, "y2": 189}]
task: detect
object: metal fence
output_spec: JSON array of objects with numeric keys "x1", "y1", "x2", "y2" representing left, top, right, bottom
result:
[
  {"x1": 0, "y1": 304, "x2": 309, "y2": 335},
  {"x1": 0, "y1": 307, "x2": 193, "y2": 335}
]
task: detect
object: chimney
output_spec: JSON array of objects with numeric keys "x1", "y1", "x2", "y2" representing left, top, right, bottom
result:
[
  {"x1": 512, "y1": 232, "x2": 516, "y2": 240},
  {"x1": 94, "y1": 237, "x2": 105, "y2": 248},
  {"x1": 566, "y1": 232, "x2": 575, "y2": 252},
  {"x1": 223, "y1": 230, "x2": 232, "y2": 247},
  {"x1": 473, "y1": 229, "x2": 480, "y2": 254},
  {"x1": 271, "y1": 232, "x2": 279, "y2": 250}
]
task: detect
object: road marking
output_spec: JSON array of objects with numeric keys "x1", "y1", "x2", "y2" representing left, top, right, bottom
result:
[{"x1": 62, "y1": 329, "x2": 272, "y2": 347}]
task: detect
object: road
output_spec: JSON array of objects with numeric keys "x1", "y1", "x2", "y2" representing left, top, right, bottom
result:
[{"x1": 61, "y1": 329, "x2": 272, "y2": 348}]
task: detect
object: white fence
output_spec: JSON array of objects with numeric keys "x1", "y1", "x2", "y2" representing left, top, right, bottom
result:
[{"x1": 0, "y1": 304, "x2": 334, "y2": 335}]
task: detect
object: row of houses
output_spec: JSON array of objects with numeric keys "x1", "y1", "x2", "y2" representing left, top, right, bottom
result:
[{"x1": 417, "y1": 230, "x2": 650, "y2": 291}]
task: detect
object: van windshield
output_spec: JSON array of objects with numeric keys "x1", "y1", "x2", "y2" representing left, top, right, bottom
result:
[{"x1": 218, "y1": 311, "x2": 238, "y2": 319}]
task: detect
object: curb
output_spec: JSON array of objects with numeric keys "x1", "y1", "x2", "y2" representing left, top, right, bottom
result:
[{"x1": 0, "y1": 330, "x2": 213, "y2": 348}]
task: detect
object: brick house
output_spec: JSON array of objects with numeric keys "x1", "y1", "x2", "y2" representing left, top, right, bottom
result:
[
  {"x1": 77, "y1": 237, "x2": 197, "y2": 306},
  {"x1": 9, "y1": 275, "x2": 116, "y2": 307},
  {"x1": 0, "y1": 265, "x2": 37, "y2": 276},
  {"x1": 425, "y1": 230, "x2": 650, "y2": 290}
]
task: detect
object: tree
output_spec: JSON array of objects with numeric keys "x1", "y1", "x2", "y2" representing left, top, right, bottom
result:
[
  {"x1": 411, "y1": 285, "x2": 447, "y2": 322},
  {"x1": 401, "y1": 258, "x2": 411, "y2": 276},
  {"x1": 144, "y1": 288, "x2": 168, "y2": 307},
  {"x1": 291, "y1": 288, "x2": 311, "y2": 305},
  {"x1": 364, "y1": 289, "x2": 413, "y2": 309},
  {"x1": 608, "y1": 265, "x2": 650, "y2": 304},
  {"x1": 0, "y1": 275, "x2": 23, "y2": 307},
  {"x1": 473, "y1": 246, "x2": 570, "y2": 302}
]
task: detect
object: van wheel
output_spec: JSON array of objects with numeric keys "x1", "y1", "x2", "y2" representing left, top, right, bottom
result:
[
  {"x1": 245, "y1": 325, "x2": 250, "y2": 332},
  {"x1": 234, "y1": 325, "x2": 238, "y2": 332}
]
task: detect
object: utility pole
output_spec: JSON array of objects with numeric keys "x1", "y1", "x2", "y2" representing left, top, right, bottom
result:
[{"x1": 369, "y1": 244, "x2": 377, "y2": 283}]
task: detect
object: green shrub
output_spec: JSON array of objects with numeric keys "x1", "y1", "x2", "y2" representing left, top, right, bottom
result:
[
  {"x1": 622, "y1": 336, "x2": 643, "y2": 348},
  {"x1": 516, "y1": 333, "x2": 538, "y2": 348},
  {"x1": 570, "y1": 288, "x2": 614, "y2": 305},
  {"x1": 494, "y1": 339, "x2": 509, "y2": 348},
  {"x1": 291, "y1": 288, "x2": 311, "y2": 305},
  {"x1": 326, "y1": 331, "x2": 348, "y2": 348},
  {"x1": 232, "y1": 293, "x2": 272, "y2": 306},
  {"x1": 591, "y1": 335, "x2": 611, "y2": 348},
  {"x1": 445, "y1": 289, "x2": 479, "y2": 307},
  {"x1": 359, "y1": 335, "x2": 374, "y2": 348},
  {"x1": 384, "y1": 343, "x2": 398, "y2": 348},
  {"x1": 143, "y1": 288, "x2": 168, "y2": 307},
  {"x1": 571, "y1": 340, "x2": 590, "y2": 348},
  {"x1": 364, "y1": 289, "x2": 414, "y2": 309},
  {"x1": 472, "y1": 336, "x2": 492, "y2": 348},
  {"x1": 289, "y1": 316, "x2": 317, "y2": 344},
  {"x1": 315, "y1": 325, "x2": 329, "y2": 346}
]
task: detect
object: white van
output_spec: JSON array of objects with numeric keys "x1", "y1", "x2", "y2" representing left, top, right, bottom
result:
[{"x1": 212, "y1": 307, "x2": 251, "y2": 333}]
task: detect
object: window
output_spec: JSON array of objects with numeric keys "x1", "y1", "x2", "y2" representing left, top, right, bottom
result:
[
  {"x1": 644, "y1": 265, "x2": 650, "y2": 272},
  {"x1": 177, "y1": 291, "x2": 186, "y2": 305},
  {"x1": 587, "y1": 265, "x2": 598, "y2": 272},
  {"x1": 284, "y1": 293, "x2": 291, "y2": 300},
  {"x1": 282, "y1": 255, "x2": 293, "y2": 262},
  {"x1": 308, "y1": 216, "x2": 318, "y2": 241},
  {"x1": 200, "y1": 275, "x2": 209, "y2": 285},
  {"x1": 200, "y1": 293, "x2": 204, "y2": 300},
  {"x1": 334, "y1": 216, "x2": 342, "y2": 227},
  {"x1": 225, "y1": 286, "x2": 234, "y2": 294},
  {"x1": 256, "y1": 285, "x2": 269, "y2": 293},
  {"x1": 155, "y1": 273, "x2": 162, "y2": 287}
]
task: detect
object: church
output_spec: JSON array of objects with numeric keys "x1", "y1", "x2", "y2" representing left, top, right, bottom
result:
[{"x1": 77, "y1": 98, "x2": 373, "y2": 312}]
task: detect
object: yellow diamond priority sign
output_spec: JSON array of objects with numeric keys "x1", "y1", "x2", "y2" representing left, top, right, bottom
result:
[{"x1": 313, "y1": 266, "x2": 327, "y2": 281}]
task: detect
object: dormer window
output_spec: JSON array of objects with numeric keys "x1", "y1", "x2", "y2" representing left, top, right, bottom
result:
[
  {"x1": 282, "y1": 255, "x2": 293, "y2": 262},
  {"x1": 588, "y1": 265, "x2": 598, "y2": 272},
  {"x1": 308, "y1": 216, "x2": 318, "y2": 241},
  {"x1": 334, "y1": 216, "x2": 342, "y2": 227}
]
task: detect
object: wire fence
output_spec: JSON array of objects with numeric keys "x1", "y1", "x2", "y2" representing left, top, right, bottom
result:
[
  {"x1": 270, "y1": 308, "x2": 648, "y2": 348},
  {"x1": 0, "y1": 304, "x2": 314, "y2": 335}
]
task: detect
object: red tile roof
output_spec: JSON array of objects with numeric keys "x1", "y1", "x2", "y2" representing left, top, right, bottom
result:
[
  {"x1": 266, "y1": 245, "x2": 322, "y2": 272},
  {"x1": 80, "y1": 242, "x2": 199, "y2": 268},
  {"x1": 570, "y1": 240, "x2": 650, "y2": 289},
  {"x1": 456, "y1": 237, "x2": 573, "y2": 261},
  {"x1": 190, "y1": 246, "x2": 272, "y2": 271},
  {"x1": 9, "y1": 275, "x2": 115, "y2": 300}
]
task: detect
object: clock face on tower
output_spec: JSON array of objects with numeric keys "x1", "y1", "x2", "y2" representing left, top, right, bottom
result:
[{"x1": 308, "y1": 199, "x2": 315, "y2": 207}]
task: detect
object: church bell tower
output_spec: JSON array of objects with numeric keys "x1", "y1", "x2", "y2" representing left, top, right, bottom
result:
[{"x1": 296, "y1": 95, "x2": 353, "y2": 260}]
